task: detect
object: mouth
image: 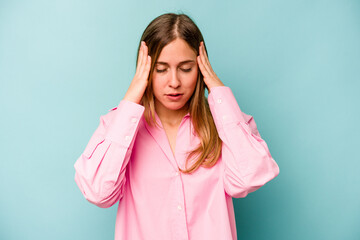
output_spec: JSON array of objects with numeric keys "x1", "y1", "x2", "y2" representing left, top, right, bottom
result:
[
  {"x1": 166, "y1": 93, "x2": 183, "y2": 100},
  {"x1": 167, "y1": 93, "x2": 183, "y2": 96}
]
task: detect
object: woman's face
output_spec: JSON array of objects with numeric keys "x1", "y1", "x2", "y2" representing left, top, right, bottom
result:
[{"x1": 152, "y1": 38, "x2": 198, "y2": 116}]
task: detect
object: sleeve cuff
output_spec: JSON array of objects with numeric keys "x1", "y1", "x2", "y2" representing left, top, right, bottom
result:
[
  {"x1": 208, "y1": 86, "x2": 247, "y2": 127},
  {"x1": 105, "y1": 99, "x2": 145, "y2": 147}
]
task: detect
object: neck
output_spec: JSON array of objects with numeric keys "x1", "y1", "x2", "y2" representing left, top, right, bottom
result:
[{"x1": 155, "y1": 101, "x2": 189, "y2": 127}]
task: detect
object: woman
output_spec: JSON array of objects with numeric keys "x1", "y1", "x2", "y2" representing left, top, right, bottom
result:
[{"x1": 74, "y1": 12, "x2": 279, "y2": 240}]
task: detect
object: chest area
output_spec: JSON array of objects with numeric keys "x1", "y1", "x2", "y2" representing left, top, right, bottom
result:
[
  {"x1": 130, "y1": 118, "x2": 200, "y2": 171},
  {"x1": 128, "y1": 122, "x2": 223, "y2": 194},
  {"x1": 162, "y1": 125, "x2": 179, "y2": 157}
]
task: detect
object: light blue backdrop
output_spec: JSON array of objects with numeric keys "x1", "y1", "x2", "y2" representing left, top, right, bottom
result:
[{"x1": 1, "y1": 0, "x2": 359, "y2": 239}]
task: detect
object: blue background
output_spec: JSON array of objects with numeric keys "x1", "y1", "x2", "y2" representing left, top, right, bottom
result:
[{"x1": 1, "y1": 0, "x2": 359, "y2": 239}]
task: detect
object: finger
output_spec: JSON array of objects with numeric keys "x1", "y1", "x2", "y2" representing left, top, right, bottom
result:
[
  {"x1": 197, "y1": 55, "x2": 210, "y2": 80},
  {"x1": 146, "y1": 55, "x2": 151, "y2": 71},
  {"x1": 138, "y1": 42, "x2": 148, "y2": 68},
  {"x1": 136, "y1": 43, "x2": 144, "y2": 73},
  {"x1": 139, "y1": 55, "x2": 151, "y2": 80},
  {"x1": 138, "y1": 50, "x2": 151, "y2": 80},
  {"x1": 201, "y1": 42, "x2": 212, "y2": 68},
  {"x1": 141, "y1": 44, "x2": 150, "y2": 73},
  {"x1": 144, "y1": 55, "x2": 151, "y2": 79},
  {"x1": 143, "y1": 41, "x2": 148, "y2": 57},
  {"x1": 200, "y1": 43, "x2": 213, "y2": 71},
  {"x1": 137, "y1": 43, "x2": 148, "y2": 77},
  {"x1": 199, "y1": 43, "x2": 210, "y2": 72},
  {"x1": 200, "y1": 45, "x2": 212, "y2": 74},
  {"x1": 197, "y1": 53, "x2": 207, "y2": 75}
]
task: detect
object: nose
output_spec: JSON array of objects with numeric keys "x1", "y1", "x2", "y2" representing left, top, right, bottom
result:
[{"x1": 169, "y1": 70, "x2": 181, "y2": 88}]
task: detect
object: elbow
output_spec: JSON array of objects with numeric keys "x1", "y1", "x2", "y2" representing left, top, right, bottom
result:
[
  {"x1": 86, "y1": 193, "x2": 121, "y2": 208},
  {"x1": 225, "y1": 181, "x2": 263, "y2": 198},
  {"x1": 82, "y1": 184, "x2": 123, "y2": 209},
  {"x1": 262, "y1": 155, "x2": 280, "y2": 183},
  {"x1": 224, "y1": 157, "x2": 280, "y2": 199},
  {"x1": 243, "y1": 158, "x2": 280, "y2": 196},
  {"x1": 225, "y1": 177, "x2": 274, "y2": 199},
  {"x1": 225, "y1": 186, "x2": 250, "y2": 198},
  {"x1": 248, "y1": 148, "x2": 280, "y2": 184},
  {"x1": 223, "y1": 173, "x2": 251, "y2": 198},
  {"x1": 74, "y1": 173, "x2": 124, "y2": 208}
]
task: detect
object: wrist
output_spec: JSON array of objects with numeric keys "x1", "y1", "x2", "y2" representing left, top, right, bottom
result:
[
  {"x1": 123, "y1": 93, "x2": 141, "y2": 104},
  {"x1": 208, "y1": 82, "x2": 225, "y2": 93}
]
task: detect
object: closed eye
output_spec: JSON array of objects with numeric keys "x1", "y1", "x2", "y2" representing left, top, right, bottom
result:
[
  {"x1": 180, "y1": 68, "x2": 192, "y2": 72},
  {"x1": 155, "y1": 68, "x2": 192, "y2": 73}
]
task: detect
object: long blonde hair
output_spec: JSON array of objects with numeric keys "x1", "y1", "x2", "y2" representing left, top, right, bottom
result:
[{"x1": 137, "y1": 13, "x2": 222, "y2": 174}]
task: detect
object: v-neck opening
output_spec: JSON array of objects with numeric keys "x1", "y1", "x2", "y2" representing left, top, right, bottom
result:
[{"x1": 155, "y1": 111, "x2": 190, "y2": 160}]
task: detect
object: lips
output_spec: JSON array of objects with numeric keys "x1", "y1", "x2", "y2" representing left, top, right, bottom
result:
[{"x1": 166, "y1": 93, "x2": 183, "y2": 101}]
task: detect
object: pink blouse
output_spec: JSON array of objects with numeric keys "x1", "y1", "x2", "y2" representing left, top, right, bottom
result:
[{"x1": 74, "y1": 86, "x2": 279, "y2": 240}]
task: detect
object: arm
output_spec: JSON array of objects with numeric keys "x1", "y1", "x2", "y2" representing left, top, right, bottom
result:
[
  {"x1": 208, "y1": 86, "x2": 280, "y2": 198},
  {"x1": 74, "y1": 99, "x2": 145, "y2": 208}
]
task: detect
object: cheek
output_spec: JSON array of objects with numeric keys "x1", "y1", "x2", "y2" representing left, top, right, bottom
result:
[
  {"x1": 151, "y1": 77, "x2": 161, "y2": 96},
  {"x1": 188, "y1": 71, "x2": 198, "y2": 88},
  {"x1": 152, "y1": 73, "x2": 164, "y2": 86}
]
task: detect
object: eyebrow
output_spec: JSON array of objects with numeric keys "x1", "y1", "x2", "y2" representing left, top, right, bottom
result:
[{"x1": 155, "y1": 60, "x2": 195, "y2": 66}]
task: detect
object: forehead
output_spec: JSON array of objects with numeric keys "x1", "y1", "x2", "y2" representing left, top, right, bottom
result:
[{"x1": 157, "y1": 38, "x2": 197, "y2": 64}]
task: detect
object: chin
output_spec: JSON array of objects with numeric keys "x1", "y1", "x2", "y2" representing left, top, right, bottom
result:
[{"x1": 165, "y1": 103, "x2": 187, "y2": 111}]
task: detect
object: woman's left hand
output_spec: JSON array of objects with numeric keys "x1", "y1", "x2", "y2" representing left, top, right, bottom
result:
[{"x1": 197, "y1": 41, "x2": 225, "y2": 92}]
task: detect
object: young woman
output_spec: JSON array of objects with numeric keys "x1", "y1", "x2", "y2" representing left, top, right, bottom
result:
[{"x1": 74, "y1": 13, "x2": 279, "y2": 240}]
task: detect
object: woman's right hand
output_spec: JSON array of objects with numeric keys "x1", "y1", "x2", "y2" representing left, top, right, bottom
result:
[{"x1": 123, "y1": 41, "x2": 152, "y2": 104}]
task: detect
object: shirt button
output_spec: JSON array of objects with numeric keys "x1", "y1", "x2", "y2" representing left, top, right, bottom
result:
[
  {"x1": 217, "y1": 98, "x2": 222, "y2": 104},
  {"x1": 125, "y1": 136, "x2": 130, "y2": 141},
  {"x1": 222, "y1": 115, "x2": 227, "y2": 120},
  {"x1": 131, "y1": 118, "x2": 137, "y2": 123},
  {"x1": 177, "y1": 205, "x2": 182, "y2": 210},
  {"x1": 175, "y1": 171, "x2": 179, "y2": 176}
]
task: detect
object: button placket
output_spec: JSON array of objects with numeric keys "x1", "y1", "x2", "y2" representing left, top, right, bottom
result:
[{"x1": 172, "y1": 172, "x2": 189, "y2": 239}]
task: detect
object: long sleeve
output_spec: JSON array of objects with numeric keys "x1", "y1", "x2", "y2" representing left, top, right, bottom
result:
[
  {"x1": 208, "y1": 86, "x2": 280, "y2": 198},
  {"x1": 74, "y1": 99, "x2": 145, "y2": 208}
]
